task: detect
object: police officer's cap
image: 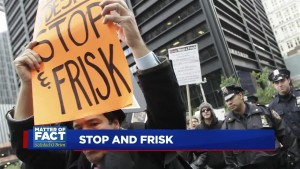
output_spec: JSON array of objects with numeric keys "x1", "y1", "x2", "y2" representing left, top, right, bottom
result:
[
  {"x1": 268, "y1": 68, "x2": 290, "y2": 82},
  {"x1": 247, "y1": 95, "x2": 258, "y2": 103},
  {"x1": 221, "y1": 85, "x2": 244, "y2": 101}
]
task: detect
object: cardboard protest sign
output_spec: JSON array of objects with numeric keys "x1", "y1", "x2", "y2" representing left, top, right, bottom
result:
[{"x1": 31, "y1": 0, "x2": 132, "y2": 125}]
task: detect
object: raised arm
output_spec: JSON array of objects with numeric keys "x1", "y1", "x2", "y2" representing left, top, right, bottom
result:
[
  {"x1": 100, "y1": 0, "x2": 149, "y2": 59},
  {"x1": 100, "y1": 0, "x2": 185, "y2": 129},
  {"x1": 13, "y1": 41, "x2": 41, "y2": 120}
]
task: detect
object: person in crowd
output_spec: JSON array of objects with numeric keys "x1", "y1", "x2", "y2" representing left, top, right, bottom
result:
[
  {"x1": 221, "y1": 85, "x2": 299, "y2": 169},
  {"x1": 190, "y1": 102, "x2": 227, "y2": 169},
  {"x1": 6, "y1": 0, "x2": 190, "y2": 169},
  {"x1": 246, "y1": 95, "x2": 258, "y2": 105},
  {"x1": 191, "y1": 117, "x2": 200, "y2": 130},
  {"x1": 180, "y1": 117, "x2": 200, "y2": 165},
  {"x1": 180, "y1": 116, "x2": 198, "y2": 163},
  {"x1": 268, "y1": 68, "x2": 300, "y2": 150}
]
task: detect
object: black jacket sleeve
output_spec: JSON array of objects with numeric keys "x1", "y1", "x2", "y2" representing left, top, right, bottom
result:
[
  {"x1": 137, "y1": 57, "x2": 186, "y2": 129},
  {"x1": 221, "y1": 120, "x2": 239, "y2": 168},
  {"x1": 267, "y1": 108, "x2": 299, "y2": 163},
  {"x1": 6, "y1": 109, "x2": 67, "y2": 169},
  {"x1": 190, "y1": 152, "x2": 207, "y2": 169}
]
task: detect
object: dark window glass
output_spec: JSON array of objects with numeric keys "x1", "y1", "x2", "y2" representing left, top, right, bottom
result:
[
  {"x1": 143, "y1": 0, "x2": 201, "y2": 42},
  {"x1": 199, "y1": 46, "x2": 217, "y2": 61},
  {"x1": 155, "y1": 23, "x2": 209, "y2": 55},
  {"x1": 136, "y1": 0, "x2": 174, "y2": 24},
  {"x1": 131, "y1": 0, "x2": 143, "y2": 7}
]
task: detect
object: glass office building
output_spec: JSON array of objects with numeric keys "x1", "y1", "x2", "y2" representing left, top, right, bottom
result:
[
  {"x1": 3, "y1": 0, "x2": 285, "y2": 109},
  {"x1": 0, "y1": 32, "x2": 18, "y2": 104},
  {"x1": 125, "y1": 0, "x2": 285, "y2": 108}
]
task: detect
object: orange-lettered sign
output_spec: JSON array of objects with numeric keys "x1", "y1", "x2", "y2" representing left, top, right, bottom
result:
[{"x1": 31, "y1": 0, "x2": 132, "y2": 125}]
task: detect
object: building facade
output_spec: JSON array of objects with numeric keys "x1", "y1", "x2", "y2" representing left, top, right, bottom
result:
[
  {"x1": 0, "y1": 0, "x2": 4, "y2": 12},
  {"x1": 285, "y1": 46, "x2": 300, "y2": 84},
  {"x1": 125, "y1": 0, "x2": 285, "y2": 108},
  {"x1": 0, "y1": 104, "x2": 18, "y2": 168},
  {"x1": 0, "y1": 32, "x2": 18, "y2": 104},
  {"x1": 262, "y1": 0, "x2": 300, "y2": 57},
  {"x1": 3, "y1": 0, "x2": 285, "y2": 109},
  {"x1": 0, "y1": 104, "x2": 13, "y2": 146},
  {"x1": 3, "y1": 0, "x2": 38, "y2": 59}
]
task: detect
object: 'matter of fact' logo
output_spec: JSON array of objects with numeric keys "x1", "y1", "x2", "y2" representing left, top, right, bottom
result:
[{"x1": 33, "y1": 126, "x2": 66, "y2": 148}]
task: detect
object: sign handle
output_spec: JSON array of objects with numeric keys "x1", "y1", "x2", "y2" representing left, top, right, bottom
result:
[{"x1": 186, "y1": 85, "x2": 192, "y2": 129}]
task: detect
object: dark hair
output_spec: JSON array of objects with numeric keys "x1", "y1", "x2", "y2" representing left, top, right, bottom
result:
[{"x1": 103, "y1": 109, "x2": 126, "y2": 124}]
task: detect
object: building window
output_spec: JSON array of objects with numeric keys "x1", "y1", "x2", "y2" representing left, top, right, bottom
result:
[
  {"x1": 297, "y1": 19, "x2": 300, "y2": 27},
  {"x1": 271, "y1": 0, "x2": 277, "y2": 7},
  {"x1": 296, "y1": 37, "x2": 300, "y2": 46},
  {"x1": 131, "y1": 0, "x2": 143, "y2": 7},
  {"x1": 136, "y1": 0, "x2": 174, "y2": 24},
  {"x1": 287, "y1": 41, "x2": 294, "y2": 48},
  {"x1": 289, "y1": 23, "x2": 295, "y2": 31},
  {"x1": 199, "y1": 46, "x2": 217, "y2": 61},
  {"x1": 142, "y1": 0, "x2": 201, "y2": 42},
  {"x1": 281, "y1": 26, "x2": 287, "y2": 32},
  {"x1": 154, "y1": 23, "x2": 209, "y2": 55}
]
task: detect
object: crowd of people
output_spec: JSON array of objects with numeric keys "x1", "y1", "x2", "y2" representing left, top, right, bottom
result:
[
  {"x1": 187, "y1": 68, "x2": 300, "y2": 169},
  {"x1": 5, "y1": 0, "x2": 300, "y2": 168}
]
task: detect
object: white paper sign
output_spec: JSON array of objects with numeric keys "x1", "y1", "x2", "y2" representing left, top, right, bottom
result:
[{"x1": 168, "y1": 44, "x2": 202, "y2": 86}]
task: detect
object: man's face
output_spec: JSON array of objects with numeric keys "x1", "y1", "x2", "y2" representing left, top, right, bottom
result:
[
  {"x1": 273, "y1": 78, "x2": 291, "y2": 95},
  {"x1": 73, "y1": 114, "x2": 120, "y2": 164},
  {"x1": 225, "y1": 93, "x2": 244, "y2": 112},
  {"x1": 191, "y1": 119, "x2": 199, "y2": 129}
]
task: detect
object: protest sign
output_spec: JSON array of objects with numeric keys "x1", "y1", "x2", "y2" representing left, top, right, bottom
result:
[
  {"x1": 168, "y1": 44, "x2": 202, "y2": 86},
  {"x1": 122, "y1": 73, "x2": 146, "y2": 113},
  {"x1": 31, "y1": 0, "x2": 132, "y2": 125}
]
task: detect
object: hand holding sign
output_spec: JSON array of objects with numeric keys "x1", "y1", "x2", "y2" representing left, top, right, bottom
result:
[
  {"x1": 14, "y1": 42, "x2": 41, "y2": 84},
  {"x1": 14, "y1": 0, "x2": 144, "y2": 125},
  {"x1": 100, "y1": 0, "x2": 150, "y2": 58}
]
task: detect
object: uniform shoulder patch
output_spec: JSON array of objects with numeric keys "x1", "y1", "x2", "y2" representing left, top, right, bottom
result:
[{"x1": 271, "y1": 110, "x2": 281, "y2": 123}]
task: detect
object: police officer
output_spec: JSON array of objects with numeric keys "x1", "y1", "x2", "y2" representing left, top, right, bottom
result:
[
  {"x1": 268, "y1": 68, "x2": 300, "y2": 148},
  {"x1": 221, "y1": 85, "x2": 298, "y2": 169}
]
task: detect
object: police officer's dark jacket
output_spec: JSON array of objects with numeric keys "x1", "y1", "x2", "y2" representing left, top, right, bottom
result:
[
  {"x1": 269, "y1": 88, "x2": 300, "y2": 138},
  {"x1": 222, "y1": 102, "x2": 298, "y2": 167},
  {"x1": 6, "y1": 58, "x2": 189, "y2": 169}
]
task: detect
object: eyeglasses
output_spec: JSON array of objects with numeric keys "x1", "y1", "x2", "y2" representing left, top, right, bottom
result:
[{"x1": 201, "y1": 108, "x2": 211, "y2": 113}]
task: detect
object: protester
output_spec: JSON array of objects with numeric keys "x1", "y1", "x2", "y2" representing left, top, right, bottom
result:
[
  {"x1": 181, "y1": 117, "x2": 200, "y2": 166},
  {"x1": 190, "y1": 102, "x2": 227, "y2": 169},
  {"x1": 221, "y1": 85, "x2": 299, "y2": 169},
  {"x1": 6, "y1": 0, "x2": 189, "y2": 168},
  {"x1": 191, "y1": 117, "x2": 200, "y2": 130},
  {"x1": 268, "y1": 68, "x2": 300, "y2": 150},
  {"x1": 181, "y1": 116, "x2": 199, "y2": 164}
]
